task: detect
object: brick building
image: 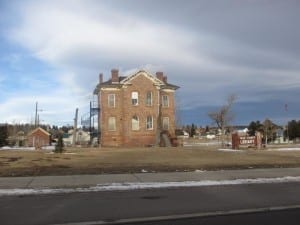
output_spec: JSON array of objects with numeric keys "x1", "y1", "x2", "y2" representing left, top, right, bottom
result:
[{"x1": 94, "y1": 69, "x2": 179, "y2": 147}]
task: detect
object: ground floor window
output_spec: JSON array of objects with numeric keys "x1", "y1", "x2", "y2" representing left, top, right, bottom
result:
[
  {"x1": 132, "y1": 115, "x2": 139, "y2": 130},
  {"x1": 146, "y1": 116, "x2": 153, "y2": 130},
  {"x1": 108, "y1": 117, "x2": 116, "y2": 131},
  {"x1": 162, "y1": 117, "x2": 169, "y2": 130}
]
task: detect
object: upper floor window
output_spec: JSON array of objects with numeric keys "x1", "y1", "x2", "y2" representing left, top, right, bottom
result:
[
  {"x1": 108, "y1": 117, "x2": 116, "y2": 131},
  {"x1": 132, "y1": 92, "x2": 138, "y2": 106},
  {"x1": 146, "y1": 116, "x2": 153, "y2": 130},
  {"x1": 108, "y1": 94, "x2": 115, "y2": 107},
  {"x1": 132, "y1": 115, "x2": 139, "y2": 130},
  {"x1": 146, "y1": 91, "x2": 152, "y2": 106},
  {"x1": 162, "y1": 117, "x2": 169, "y2": 130},
  {"x1": 162, "y1": 95, "x2": 169, "y2": 107}
]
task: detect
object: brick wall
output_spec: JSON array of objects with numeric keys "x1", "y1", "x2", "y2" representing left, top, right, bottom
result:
[{"x1": 99, "y1": 71, "x2": 178, "y2": 147}]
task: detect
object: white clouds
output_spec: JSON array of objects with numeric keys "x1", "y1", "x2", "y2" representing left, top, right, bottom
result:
[
  {"x1": 9, "y1": 0, "x2": 299, "y2": 84},
  {"x1": 8, "y1": 0, "x2": 220, "y2": 71},
  {"x1": 1, "y1": 0, "x2": 300, "y2": 125},
  {"x1": 0, "y1": 94, "x2": 86, "y2": 125},
  {"x1": 57, "y1": 72, "x2": 87, "y2": 96}
]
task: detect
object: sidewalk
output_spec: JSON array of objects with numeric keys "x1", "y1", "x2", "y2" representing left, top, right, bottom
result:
[{"x1": 1, "y1": 167, "x2": 300, "y2": 189}]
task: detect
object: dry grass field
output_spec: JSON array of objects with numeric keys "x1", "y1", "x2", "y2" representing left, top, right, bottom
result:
[{"x1": 1, "y1": 146, "x2": 300, "y2": 177}]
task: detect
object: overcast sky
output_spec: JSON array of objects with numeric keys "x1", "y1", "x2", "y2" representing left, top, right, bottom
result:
[{"x1": 0, "y1": 0, "x2": 299, "y2": 127}]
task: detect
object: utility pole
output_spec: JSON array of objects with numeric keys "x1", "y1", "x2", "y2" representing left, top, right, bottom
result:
[
  {"x1": 35, "y1": 102, "x2": 38, "y2": 128},
  {"x1": 73, "y1": 108, "x2": 78, "y2": 147},
  {"x1": 90, "y1": 101, "x2": 92, "y2": 144},
  {"x1": 285, "y1": 104, "x2": 289, "y2": 143},
  {"x1": 34, "y1": 102, "x2": 43, "y2": 128}
]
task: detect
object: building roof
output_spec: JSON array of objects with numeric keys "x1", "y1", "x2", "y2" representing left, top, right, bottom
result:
[
  {"x1": 28, "y1": 127, "x2": 50, "y2": 136},
  {"x1": 94, "y1": 69, "x2": 179, "y2": 94}
]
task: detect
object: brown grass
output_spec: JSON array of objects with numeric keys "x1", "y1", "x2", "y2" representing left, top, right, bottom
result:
[{"x1": 1, "y1": 146, "x2": 300, "y2": 177}]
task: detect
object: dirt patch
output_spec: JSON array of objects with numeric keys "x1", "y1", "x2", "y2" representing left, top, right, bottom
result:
[
  {"x1": 0, "y1": 156, "x2": 22, "y2": 163},
  {"x1": 1, "y1": 146, "x2": 300, "y2": 177}
]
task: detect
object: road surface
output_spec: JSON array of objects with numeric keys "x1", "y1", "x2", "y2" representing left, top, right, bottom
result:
[
  {"x1": 1, "y1": 182, "x2": 300, "y2": 225},
  {"x1": 124, "y1": 208, "x2": 300, "y2": 225}
]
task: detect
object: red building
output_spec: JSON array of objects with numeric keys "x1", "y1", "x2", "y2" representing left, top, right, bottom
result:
[
  {"x1": 27, "y1": 127, "x2": 50, "y2": 149},
  {"x1": 94, "y1": 69, "x2": 179, "y2": 147}
]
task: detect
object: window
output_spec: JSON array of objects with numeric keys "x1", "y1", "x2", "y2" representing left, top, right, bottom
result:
[
  {"x1": 108, "y1": 117, "x2": 116, "y2": 131},
  {"x1": 132, "y1": 115, "x2": 139, "y2": 130},
  {"x1": 132, "y1": 92, "x2": 138, "y2": 106},
  {"x1": 162, "y1": 95, "x2": 169, "y2": 107},
  {"x1": 162, "y1": 117, "x2": 169, "y2": 130},
  {"x1": 108, "y1": 94, "x2": 115, "y2": 107},
  {"x1": 146, "y1": 116, "x2": 153, "y2": 130},
  {"x1": 146, "y1": 91, "x2": 152, "y2": 106}
]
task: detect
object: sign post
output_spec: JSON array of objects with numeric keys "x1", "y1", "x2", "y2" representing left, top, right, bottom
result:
[{"x1": 232, "y1": 132, "x2": 262, "y2": 150}]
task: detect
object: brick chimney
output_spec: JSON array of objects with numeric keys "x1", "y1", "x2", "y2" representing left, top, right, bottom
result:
[
  {"x1": 99, "y1": 73, "x2": 103, "y2": 84},
  {"x1": 111, "y1": 69, "x2": 119, "y2": 83},
  {"x1": 156, "y1": 72, "x2": 164, "y2": 81},
  {"x1": 163, "y1": 76, "x2": 168, "y2": 83}
]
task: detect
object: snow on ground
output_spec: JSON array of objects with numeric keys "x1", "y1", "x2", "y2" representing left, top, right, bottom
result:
[
  {"x1": 218, "y1": 149, "x2": 245, "y2": 152},
  {"x1": 0, "y1": 146, "x2": 55, "y2": 151},
  {"x1": 183, "y1": 142, "x2": 219, "y2": 147},
  {"x1": 1, "y1": 176, "x2": 300, "y2": 197},
  {"x1": 218, "y1": 148, "x2": 300, "y2": 152},
  {"x1": 0, "y1": 146, "x2": 35, "y2": 151},
  {"x1": 42, "y1": 146, "x2": 55, "y2": 150},
  {"x1": 269, "y1": 148, "x2": 300, "y2": 151}
]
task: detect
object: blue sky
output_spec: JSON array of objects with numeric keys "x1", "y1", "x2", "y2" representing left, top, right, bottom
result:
[{"x1": 0, "y1": 0, "x2": 299, "y2": 127}]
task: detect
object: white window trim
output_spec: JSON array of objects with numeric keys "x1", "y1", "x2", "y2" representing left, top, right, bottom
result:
[
  {"x1": 108, "y1": 94, "x2": 115, "y2": 108},
  {"x1": 162, "y1": 95, "x2": 169, "y2": 107},
  {"x1": 132, "y1": 115, "x2": 140, "y2": 130},
  {"x1": 132, "y1": 91, "x2": 139, "y2": 106},
  {"x1": 146, "y1": 116, "x2": 153, "y2": 130},
  {"x1": 146, "y1": 91, "x2": 153, "y2": 106},
  {"x1": 108, "y1": 117, "x2": 116, "y2": 131},
  {"x1": 162, "y1": 117, "x2": 169, "y2": 130}
]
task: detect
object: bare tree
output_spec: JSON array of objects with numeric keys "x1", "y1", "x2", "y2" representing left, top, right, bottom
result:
[
  {"x1": 208, "y1": 94, "x2": 237, "y2": 147},
  {"x1": 263, "y1": 118, "x2": 277, "y2": 145}
]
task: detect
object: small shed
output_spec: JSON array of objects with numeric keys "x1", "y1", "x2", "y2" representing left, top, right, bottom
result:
[{"x1": 27, "y1": 127, "x2": 50, "y2": 149}]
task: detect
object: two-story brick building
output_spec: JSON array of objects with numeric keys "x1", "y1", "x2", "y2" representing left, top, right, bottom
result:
[{"x1": 94, "y1": 69, "x2": 179, "y2": 147}]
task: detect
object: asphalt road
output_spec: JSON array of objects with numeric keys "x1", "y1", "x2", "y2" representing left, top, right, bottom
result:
[
  {"x1": 1, "y1": 182, "x2": 300, "y2": 225},
  {"x1": 127, "y1": 208, "x2": 300, "y2": 225}
]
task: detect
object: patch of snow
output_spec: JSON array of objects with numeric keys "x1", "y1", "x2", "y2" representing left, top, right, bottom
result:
[
  {"x1": 0, "y1": 147, "x2": 35, "y2": 151},
  {"x1": 184, "y1": 142, "x2": 220, "y2": 147},
  {"x1": 269, "y1": 148, "x2": 300, "y2": 151},
  {"x1": 141, "y1": 169, "x2": 148, "y2": 173},
  {"x1": 42, "y1": 146, "x2": 55, "y2": 150},
  {"x1": 0, "y1": 146, "x2": 12, "y2": 150},
  {"x1": 0, "y1": 146, "x2": 55, "y2": 151},
  {"x1": 195, "y1": 170, "x2": 205, "y2": 173},
  {"x1": 218, "y1": 149, "x2": 245, "y2": 152},
  {"x1": 1, "y1": 176, "x2": 300, "y2": 197},
  {"x1": 63, "y1": 153, "x2": 77, "y2": 155}
]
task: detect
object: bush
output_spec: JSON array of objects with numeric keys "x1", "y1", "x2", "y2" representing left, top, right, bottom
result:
[{"x1": 54, "y1": 133, "x2": 64, "y2": 153}]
